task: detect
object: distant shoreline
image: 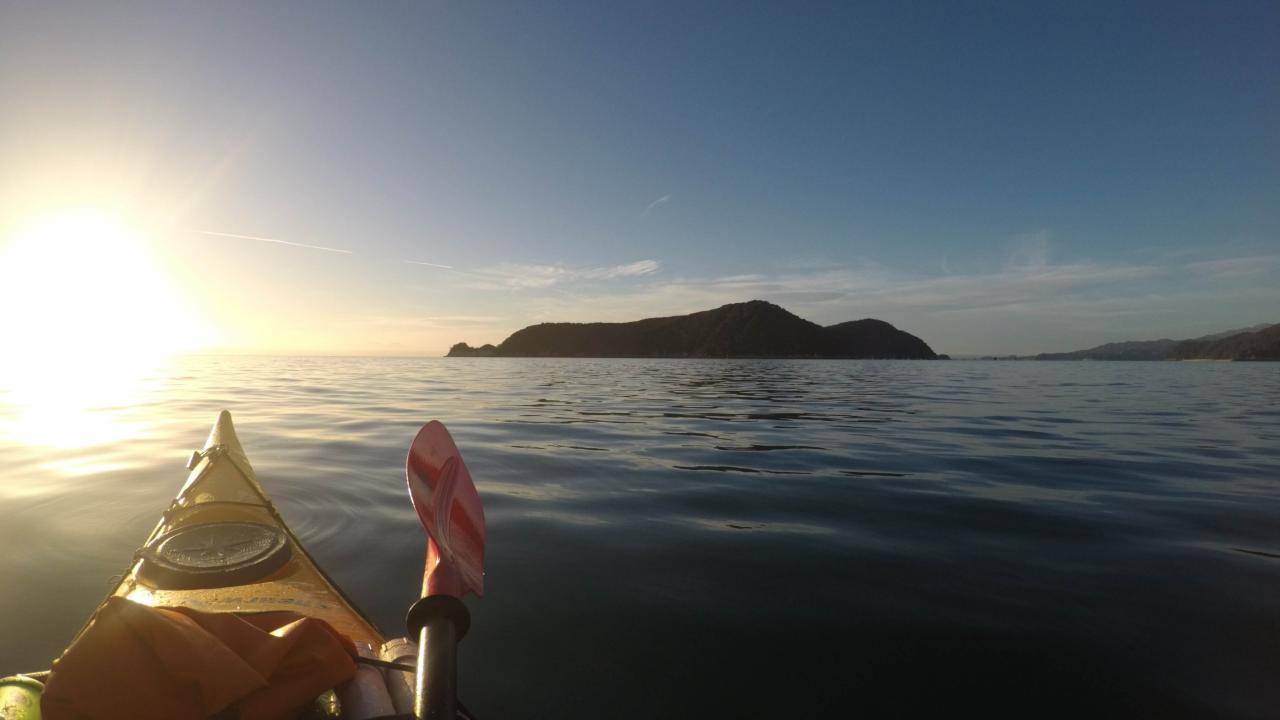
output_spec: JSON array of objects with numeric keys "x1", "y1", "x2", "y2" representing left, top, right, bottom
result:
[{"x1": 447, "y1": 354, "x2": 949, "y2": 360}]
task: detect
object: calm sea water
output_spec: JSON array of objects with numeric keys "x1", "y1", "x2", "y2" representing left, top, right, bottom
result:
[{"x1": 2, "y1": 357, "x2": 1278, "y2": 718}]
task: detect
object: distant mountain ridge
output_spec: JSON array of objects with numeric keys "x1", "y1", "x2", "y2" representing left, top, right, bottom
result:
[
  {"x1": 448, "y1": 300, "x2": 940, "y2": 359},
  {"x1": 1167, "y1": 324, "x2": 1280, "y2": 360},
  {"x1": 1192, "y1": 323, "x2": 1276, "y2": 342},
  {"x1": 1037, "y1": 323, "x2": 1279, "y2": 361},
  {"x1": 1035, "y1": 339, "x2": 1179, "y2": 361}
]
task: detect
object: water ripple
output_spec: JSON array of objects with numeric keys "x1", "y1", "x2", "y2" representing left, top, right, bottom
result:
[{"x1": 2, "y1": 357, "x2": 1278, "y2": 718}]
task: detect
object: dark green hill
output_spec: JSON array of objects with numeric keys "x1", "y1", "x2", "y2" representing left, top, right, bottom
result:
[{"x1": 448, "y1": 300, "x2": 939, "y2": 358}]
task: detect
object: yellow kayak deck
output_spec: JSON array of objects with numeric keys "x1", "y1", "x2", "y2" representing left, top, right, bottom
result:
[{"x1": 96, "y1": 410, "x2": 384, "y2": 646}]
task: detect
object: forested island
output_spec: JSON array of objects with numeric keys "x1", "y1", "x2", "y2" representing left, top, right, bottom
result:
[{"x1": 448, "y1": 300, "x2": 941, "y2": 359}]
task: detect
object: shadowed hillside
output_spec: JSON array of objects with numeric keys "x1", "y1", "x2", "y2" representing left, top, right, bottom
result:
[
  {"x1": 449, "y1": 301, "x2": 939, "y2": 359},
  {"x1": 825, "y1": 318, "x2": 937, "y2": 359},
  {"x1": 1037, "y1": 323, "x2": 1278, "y2": 361},
  {"x1": 1168, "y1": 324, "x2": 1280, "y2": 360},
  {"x1": 1036, "y1": 339, "x2": 1179, "y2": 361}
]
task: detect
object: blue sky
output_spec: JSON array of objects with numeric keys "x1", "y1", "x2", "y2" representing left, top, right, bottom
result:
[{"x1": 1, "y1": 1, "x2": 1276, "y2": 354}]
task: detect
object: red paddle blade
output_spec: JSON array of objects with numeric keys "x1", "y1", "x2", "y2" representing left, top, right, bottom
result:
[{"x1": 406, "y1": 421, "x2": 486, "y2": 598}]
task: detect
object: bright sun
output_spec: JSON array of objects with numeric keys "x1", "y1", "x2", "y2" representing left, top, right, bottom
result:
[
  {"x1": 0, "y1": 208, "x2": 209, "y2": 359},
  {"x1": 0, "y1": 208, "x2": 213, "y2": 449}
]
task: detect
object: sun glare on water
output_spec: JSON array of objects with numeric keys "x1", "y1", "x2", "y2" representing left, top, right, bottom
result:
[{"x1": 0, "y1": 209, "x2": 213, "y2": 450}]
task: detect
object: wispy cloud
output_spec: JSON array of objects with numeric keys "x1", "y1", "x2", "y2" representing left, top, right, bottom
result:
[
  {"x1": 198, "y1": 230, "x2": 353, "y2": 255},
  {"x1": 491, "y1": 241, "x2": 1280, "y2": 354},
  {"x1": 1185, "y1": 254, "x2": 1280, "y2": 281},
  {"x1": 588, "y1": 260, "x2": 1162, "y2": 318},
  {"x1": 354, "y1": 314, "x2": 505, "y2": 329},
  {"x1": 468, "y1": 259, "x2": 660, "y2": 290},
  {"x1": 581, "y1": 259, "x2": 660, "y2": 279},
  {"x1": 642, "y1": 194, "x2": 671, "y2": 215},
  {"x1": 479, "y1": 251, "x2": 1198, "y2": 341}
]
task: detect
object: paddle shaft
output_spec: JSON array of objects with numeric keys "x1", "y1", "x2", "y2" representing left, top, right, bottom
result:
[
  {"x1": 415, "y1": 616, "x2": 458, "y2": 720},
  {"x1": 410, "y1": 547, "x2": 470, "y2": 720}
]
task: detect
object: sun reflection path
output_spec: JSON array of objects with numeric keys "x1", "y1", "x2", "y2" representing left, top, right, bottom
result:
[{"x1": 0, "y1": 361, "x2": 160, "y2": 451}]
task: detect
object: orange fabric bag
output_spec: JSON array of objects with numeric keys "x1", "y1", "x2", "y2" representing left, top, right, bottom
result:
[{"x1": 42, "y1": 597, "x2": 356, "y2": 720}]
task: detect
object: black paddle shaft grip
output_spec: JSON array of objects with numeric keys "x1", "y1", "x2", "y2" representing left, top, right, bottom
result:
[
  {"x1": 408, "y1": 595, "x2": 471, "y2": 720},
  {"x1": 406, "y1": 595, "x2": 471, "y2": 640}
]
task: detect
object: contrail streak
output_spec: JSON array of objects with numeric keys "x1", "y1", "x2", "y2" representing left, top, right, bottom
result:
[
  {"x1": 642, "y1": 194, "x2": 671, "y2": 215},
  {"x1": 199, "y1": 230, "x2": 353, "y2": 255},
  {"x1": 404, "y1": 259, "x2": 454, "y2": 269}
]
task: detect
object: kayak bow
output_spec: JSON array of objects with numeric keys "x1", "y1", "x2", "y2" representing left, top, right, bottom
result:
[{"x1": 85, "y1": 410, "x2": 384, "y2": 647}]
